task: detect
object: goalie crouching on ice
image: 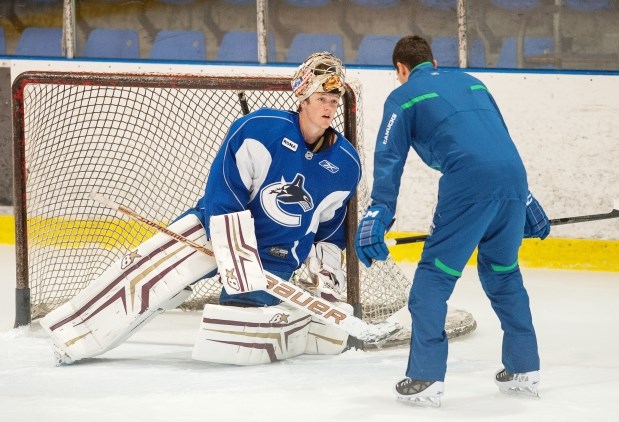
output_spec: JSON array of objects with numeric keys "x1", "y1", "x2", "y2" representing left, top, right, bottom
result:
[{"x1": 39, "y1": 52, "x2": 361, "y2": 366}]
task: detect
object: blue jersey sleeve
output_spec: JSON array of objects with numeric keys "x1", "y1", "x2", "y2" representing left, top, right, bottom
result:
[{"x1": 371, "y1": 98, "x2": 410, "y2": 214}]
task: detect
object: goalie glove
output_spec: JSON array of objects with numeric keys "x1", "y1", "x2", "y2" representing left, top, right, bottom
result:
[{"x1": 300, "y1": 242, "x2": 347, "y2": 302}]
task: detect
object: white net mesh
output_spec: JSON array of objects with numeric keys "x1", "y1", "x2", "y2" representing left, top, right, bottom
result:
[{"x1": 14, "y1": 72, "x2": 412, "y2": 328}]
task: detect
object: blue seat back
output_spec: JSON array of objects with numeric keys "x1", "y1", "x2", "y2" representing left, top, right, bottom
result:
[
  {"x1": 497, "y1": 37, "x2": 554, "y2": 68},
  {"x1": 431, "y1": 36, "x2": 486, "y2": 68},
  {"x1": 285, "y1": 33, "x2": 344, "y2": 63},
  {"x1": 0, "y1": 27, "x2": 5, "y2": 55},
  {"x1": 83, "y1": 29, "x2": 139, "y2": 59},
  {"x1": 565, "y1": 0, "x2": 612, "y2": 11},
  {"x1": 285, "y1": 0, "x2": 330, "y2": 6},
  {"x1": 420, "y1": 0, "x2": 456, "y2": 10},
  {"x1": 216, "y1": 31, "x2": 276, "y2": 62},
  {"x1": 16, "y1": 27, "x2": 63, "y2": 57},
  {"x1": 150, "y1": 30, "x2": 206, "y2": 61},
  {"x1": 350, "y1": 0, "x2": 399, "y2": 7},
  {"x1": 355, "y1": 35, "x2": 400, "y2": 65},
  {"x1": 490, "y1": 0, "x2": 540, "y2": 10}
]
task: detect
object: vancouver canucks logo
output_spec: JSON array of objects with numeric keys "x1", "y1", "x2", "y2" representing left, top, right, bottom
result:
[{"x1": 260, "y1": 173, "x2": 314, "y2": 227}]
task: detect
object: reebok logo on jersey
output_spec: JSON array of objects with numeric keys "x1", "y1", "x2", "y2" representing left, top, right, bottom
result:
[
  {"x1": 382, "y1": 113, "x2": 397, "y2": 144},
  {"x1": 319, "y1": 160, "x2": 339, "y2": 174},
  {"x1": 282, "y1": 137, "x2": 298, "y2": 152}
]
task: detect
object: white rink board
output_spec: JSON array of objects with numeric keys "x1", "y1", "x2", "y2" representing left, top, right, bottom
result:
[{"x1": 10, "y1": 59, "x2": 619, "y2": 240}]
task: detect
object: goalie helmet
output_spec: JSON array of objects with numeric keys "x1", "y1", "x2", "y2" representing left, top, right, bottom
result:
[{"x1": 291, "y1": 52, "x2": 346, "y2": 101}]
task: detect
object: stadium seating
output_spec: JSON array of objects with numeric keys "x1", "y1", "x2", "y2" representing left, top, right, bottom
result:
[
  {"x1": 149, "y1": 30, "x2": 206, "y2": 61},
  {"x1": 0, "y1": 27, "x2": 5, "y2": 55},
  {"x1": 285, "y1": 33, "x2": 344, "y2": 63},
  {"x1": 355, "y1": 35, "x2": 400, "y2": 65},
  {"x1": 490, "y1": 0, "x2": 541, "y2": 10},
  {"x1": 419, "y1": 0, "x2": 456, "y2": 10},
  {"x1": 215, "y1": 31, "x2": 276, "y2": 62},
  {"x1": 496, "y1": 37, "x2": 555, "y2": 69},
  {"x1": 83, "y1": 28, "x2": 139, "y2": 59},
  {"x1": 350, "y1": 0, "x2": 399, "y2": 7},
  {"x1": 15, "y1": 27, "x2": 63, "y2": 57},
  {"x1": 432, "y1": 36, "x2": 486, "y2": 68},
  {"x1": 564, "y1": 0, "x2": 613, "y2": 11}
]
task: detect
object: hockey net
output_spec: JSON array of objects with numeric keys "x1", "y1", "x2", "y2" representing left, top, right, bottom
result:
[{"x1": 12, "y1": 71, "x2": 475, "y2": 342}]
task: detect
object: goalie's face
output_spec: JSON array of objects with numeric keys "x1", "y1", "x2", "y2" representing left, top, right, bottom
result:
[{"x1": 300, "y1": 92, "x2": 340, "y2": 133}]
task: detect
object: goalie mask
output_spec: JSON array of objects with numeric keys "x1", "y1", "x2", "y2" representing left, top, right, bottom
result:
[{"x1": 291, "y1": 52, "x2": 346, "y2": 102}]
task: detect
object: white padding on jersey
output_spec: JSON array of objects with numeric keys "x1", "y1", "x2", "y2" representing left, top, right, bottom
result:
[
  {"x1": 210, "y1": 210, "x2": 267, "y2": 295},
  {"x1": 192, "y1": 303, "x2": 311, "y2": 365},
  {"x1": 39, "y1": 214, "x2": 216, "y2": 363}
]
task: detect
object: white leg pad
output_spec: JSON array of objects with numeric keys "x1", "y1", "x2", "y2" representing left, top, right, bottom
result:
[
  {"x1": 305, "y1": 302, "x2": 351, "y2": 355},
  {"x1": 192, "y1": 303, "x2": 312, "y2": 365},
  {"x1": 304, "y1": 318, "x2": 349, "y2": 355},
  {"x1": 39, "y1": 214, "x2": 217, "y2": 363}
]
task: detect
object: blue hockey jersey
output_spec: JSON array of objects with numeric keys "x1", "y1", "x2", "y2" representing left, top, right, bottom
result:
[
  {"x1": 195, "y1": 108, "x2": 361, "y2": 276},
  {"x1": 372, "y1": 62, "x2": 528, "y2": 213}
]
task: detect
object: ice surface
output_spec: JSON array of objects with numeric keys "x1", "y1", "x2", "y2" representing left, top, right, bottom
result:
[{"x1": 1, "y1": 245, "x2": 618, "y2": 421}]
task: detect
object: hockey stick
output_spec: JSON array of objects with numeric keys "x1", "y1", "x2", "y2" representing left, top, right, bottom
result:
[
  {"x1": 386, "y1": 201, "x2": 619, "y2": 246},
  {"x1": 90, "y1": 191, "x2": 401, "y2": 343}
]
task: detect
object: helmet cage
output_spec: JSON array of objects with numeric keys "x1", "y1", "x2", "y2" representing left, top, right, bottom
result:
[{"x1": 291, "y1": 52, "x2": 345, "y2": 101}]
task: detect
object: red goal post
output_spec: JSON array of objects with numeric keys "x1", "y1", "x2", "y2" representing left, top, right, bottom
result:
[{"x1": 12, "y1": 71, "x2": 464, "y2": 344}]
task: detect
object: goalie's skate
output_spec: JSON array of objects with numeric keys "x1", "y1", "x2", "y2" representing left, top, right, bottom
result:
[
  {"x1": 495, "y1": 369, "x2": 540, "y2": 398},
  {"x1": 394, "y1": 378, "x2": 444, "y2": 408}
]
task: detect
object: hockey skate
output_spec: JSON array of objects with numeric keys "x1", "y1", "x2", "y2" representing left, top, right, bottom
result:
[
  {"x1": 394, "y1": 378, "x2": 444, "y2": 408},
  {"x1": 495, "y1": 369, "x2": 540, "y2": 398}
]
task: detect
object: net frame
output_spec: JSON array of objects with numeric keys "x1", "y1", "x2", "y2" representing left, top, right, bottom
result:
[{"x1": 12, "y1": 71, "x2": 412, "y2": 332}]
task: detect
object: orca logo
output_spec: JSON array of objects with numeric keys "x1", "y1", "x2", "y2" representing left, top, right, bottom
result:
[{"x1": 260, "y1": 173, "x2": 314, "y2": 227}]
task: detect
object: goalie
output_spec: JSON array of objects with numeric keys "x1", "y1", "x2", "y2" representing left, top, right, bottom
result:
[{"x1": 40, "y1": 51, "x2": 362, "y2": 366}]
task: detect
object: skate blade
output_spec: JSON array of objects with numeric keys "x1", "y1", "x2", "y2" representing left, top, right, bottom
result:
[
  {"x1": 499, "y1": 386, "x2": 540, "y2": 399},
  {"x1": 396, "y1": 395, "x2": 442, "y2": 408}
]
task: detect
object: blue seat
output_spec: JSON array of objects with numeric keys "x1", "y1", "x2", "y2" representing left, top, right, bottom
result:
[
  {"x1": 215, "y1": 31, "x2": 276, "y2": 62},
  {"x1": 431, "y1": 36, "x2": 486, "y2": 68},
  {"x1": 0, "y1": 27, "x2": 5, "y2": 55},
  {"x1": 149, "y1": 30, "x2": 206, "y2": 61},
  {"x1": 83, "y1": 29, "x2": 139, "y2": 59},
  {"x1": 355, "y1": 35, "x2": 400, "y2": 65},
  {"x1": 564, "y1": 0, "x2": 612, "y2": 11},
  {"x1": 350, "y1": 0, "x2": 399, "y2": 7},
  {"x1": 496, "y1": 37, "x2": 554, "y2": 68},
  {"x1": 15, "y1": 27, "x2": 63, "y2": 57},
  {"x1": 285, "y1": 0, "x2": 330, "y2": 6},
  {"x1": 285, "y1": 33, "x2": 344, "y2": 63},
  {"x1": 419, "y1": 0, "x2": 456, "y2": 10},
  {"x1": 491, "y1": 0, "x2": 541, "y2": 10}
]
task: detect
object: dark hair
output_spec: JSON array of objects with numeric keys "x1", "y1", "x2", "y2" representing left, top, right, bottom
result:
[{"x1": 392, "y1": 35, "x2": 434, "y2": 71}]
